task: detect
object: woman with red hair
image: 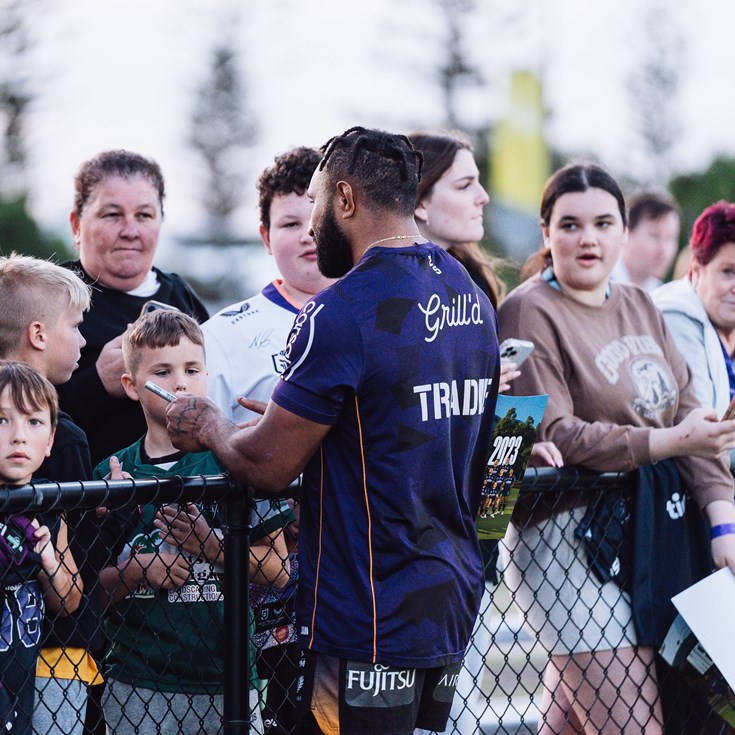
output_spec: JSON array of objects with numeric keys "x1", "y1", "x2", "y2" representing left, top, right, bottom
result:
[{"x1": 652, "y1": 201, "x2": 735, "y2": 467}]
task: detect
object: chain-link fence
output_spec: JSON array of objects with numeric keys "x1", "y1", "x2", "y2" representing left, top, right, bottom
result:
[
  {"x1": 1, "y1": 470, "x2": 731, "y2": 735},
  {"x1": 446, "y1": 468, "x2": 733, "y2": 735}
]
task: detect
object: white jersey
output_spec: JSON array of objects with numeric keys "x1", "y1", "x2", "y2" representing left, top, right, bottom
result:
[{"x1": 203, "y1": 281, "x2": 300, "y2": 423}]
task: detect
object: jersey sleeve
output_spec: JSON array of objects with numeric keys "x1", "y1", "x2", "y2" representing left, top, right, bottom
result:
[{"x1": 271, "y1": 294, "x2": 363, "y2": 425}]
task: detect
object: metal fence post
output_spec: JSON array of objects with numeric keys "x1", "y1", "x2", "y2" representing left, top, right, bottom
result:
[{"x1": 223, "y1": 481, "x2": 252, "y2": 735}]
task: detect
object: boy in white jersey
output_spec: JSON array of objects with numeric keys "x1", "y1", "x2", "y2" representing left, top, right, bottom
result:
[
  {"x1": 203, "y1": 147, "x2": 333, "y2": 734},
  {"x1": 203, "y1": 146, "x2": 335, "y2": 424}
]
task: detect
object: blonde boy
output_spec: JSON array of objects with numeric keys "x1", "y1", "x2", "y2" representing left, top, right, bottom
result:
[
  {"x1": 0, "y1": 253, "x2": 97, "y2": 735},
  {"x1": 0, "y1": 253, "x2": 89, "y2": 387}
]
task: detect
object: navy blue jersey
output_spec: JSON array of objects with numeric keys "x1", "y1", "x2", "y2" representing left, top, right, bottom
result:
[
  {"x1": 0, "y1": 508, "x2": 58, "y2": 734},
  {"x1": 271, "y1": 243, "x2": 499, "y2": 668}
]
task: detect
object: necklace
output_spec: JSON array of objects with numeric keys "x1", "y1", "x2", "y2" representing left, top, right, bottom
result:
[{"x1": 365, "y1": 234, "x2": 421, "y2": 250}]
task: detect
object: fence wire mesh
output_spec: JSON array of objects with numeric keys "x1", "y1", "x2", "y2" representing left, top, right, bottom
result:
[{"x1": 0, "y1": 470, "x2": 730, "y2": 735}]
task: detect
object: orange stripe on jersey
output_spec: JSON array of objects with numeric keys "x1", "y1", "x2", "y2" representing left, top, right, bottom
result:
[
  {"x1": 354, "y1": 395, "x2": 378, "y2": 662},
  {"x1": 271, "y1": 279, "x2": 304, "y2": 311},
  {"x1": 309, "y1": 446, "x2": 325, "y2": 649}
]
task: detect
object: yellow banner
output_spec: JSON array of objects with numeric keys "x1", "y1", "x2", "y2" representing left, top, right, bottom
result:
[{"x1": 491, "y1": 71, "x2": 549, "y2": 215}]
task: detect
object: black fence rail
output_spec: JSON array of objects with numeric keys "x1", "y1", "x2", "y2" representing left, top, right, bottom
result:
[
  {"x1": 0, "y1": 469, "x2": 727, "y2": 735},
  {"x1": 0, "y1": 474, "x2": 260, "y2": 735}
]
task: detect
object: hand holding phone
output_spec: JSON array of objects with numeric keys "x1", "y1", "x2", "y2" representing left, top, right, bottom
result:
[
  {"x1": 145, "y1": 381, "x2": 176, "y2": 403},
  {"x1": 499, "y1": 338, "x2": 535, "y2": 368},
  {"x1": 722, "y1": 395, "x2": 735, "y2": 421}
]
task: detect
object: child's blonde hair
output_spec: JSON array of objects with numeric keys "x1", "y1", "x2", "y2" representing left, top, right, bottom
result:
[{"x1": 0, "y1": 253, "x2": 91, "y2": 358}]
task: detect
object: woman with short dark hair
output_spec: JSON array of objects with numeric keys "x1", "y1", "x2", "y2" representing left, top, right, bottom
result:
[{"x1": 59, "y1": 149, "x2": 208, "y2": 465}]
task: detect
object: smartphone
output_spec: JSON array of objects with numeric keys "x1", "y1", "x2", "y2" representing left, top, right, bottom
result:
[
  {"x1": 499, "y1": 338, "x2": 535, "y2": 368},
  {"x1": 722, "y1": 395, "x2": 735, "y2": 421},
  {"x1": 144, "y1": 381, "x2": 176, "y2": 403},
  {"x1": 140, "y1": 300, "x2": 181, "y2": 317}
]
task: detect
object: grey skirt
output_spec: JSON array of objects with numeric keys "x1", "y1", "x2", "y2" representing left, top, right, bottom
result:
[{"x1": 500, "y1": 506, "x2": 638, "y2": 655}]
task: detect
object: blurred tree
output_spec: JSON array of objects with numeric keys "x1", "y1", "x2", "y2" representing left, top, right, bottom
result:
[
  {"x1": 435, "y1": 0, "x2": 482, "y2": 129},
  {"x1": 669, "y1": 156, "x2": 735, "y2": 244},
  {"x1": 0, "y1": 196, "x2": 73, "y2": 261},
  {"x1": 188, "y1": 41, "x2": 257, "y2": 244},
  {"x1": 0, "y1": 0, "x2": 35, "y2": 197},
  {"x1": 626, "y1": 0, "x2": 685, "y2": 186},
  {"x1": 431, "y1": 0, "x2": 510, "y2": 259},
  {"x1": 0, "y1": 1, "x2": 67, "y2": 262}
]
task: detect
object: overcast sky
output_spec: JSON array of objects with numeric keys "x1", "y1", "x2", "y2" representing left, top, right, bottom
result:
[{"x1": 10, "y1": 0, "x2": 735, "y2": 286}]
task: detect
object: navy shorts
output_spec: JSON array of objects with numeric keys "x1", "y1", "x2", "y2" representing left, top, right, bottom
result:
[{"x1": 295, "y1": 651, "x2": 461, "y2": 735}]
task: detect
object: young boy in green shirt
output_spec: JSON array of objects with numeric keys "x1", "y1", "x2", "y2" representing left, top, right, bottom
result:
[{"x1": 95, "y1": 310, "x2": 291, "y2": 735}]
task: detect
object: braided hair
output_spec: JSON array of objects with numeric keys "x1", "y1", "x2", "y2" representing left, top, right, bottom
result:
[{"x1": 319, "y1": 127, "x2": 423, "y2": 216}]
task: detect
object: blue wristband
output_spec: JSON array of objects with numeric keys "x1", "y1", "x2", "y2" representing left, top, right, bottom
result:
[{"x1": 710, "y1": 523, "x2": 735, "y2": 540}]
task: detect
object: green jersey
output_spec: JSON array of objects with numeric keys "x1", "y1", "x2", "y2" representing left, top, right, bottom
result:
[{"x1": 95, "y1": 438, "x2": 290, "y2": 694}]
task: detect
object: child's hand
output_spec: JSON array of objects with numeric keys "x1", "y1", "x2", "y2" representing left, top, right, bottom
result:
[
  {"x1": 107, "y1": 456, "x2": 132, "y2": 481},
  {"x1": 31, "y1": 519, "x2": 56, "y2": 573},
  {"x1": 133, "y1": 552, "x2": 191, "y2": 590},
  {"x1": 155, "y1": 503, "x2": 216, "y2": 560},
  {"x1": 97, "y1": 456, "x2": 132, "y2": 517}
]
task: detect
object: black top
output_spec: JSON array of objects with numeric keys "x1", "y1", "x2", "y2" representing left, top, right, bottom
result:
[
  {"x1": 57, "y1": 263, "x2": 209, "y2": 465},
  {"x1": 37, "y1": 410, "x2": 92, "y2": 484}
]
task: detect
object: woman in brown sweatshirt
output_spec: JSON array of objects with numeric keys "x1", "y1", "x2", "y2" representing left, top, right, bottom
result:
[{"x1": 498, "y1": 163, "x2": 735, "y2": 735}]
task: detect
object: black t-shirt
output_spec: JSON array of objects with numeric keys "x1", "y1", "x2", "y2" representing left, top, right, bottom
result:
[{"x1": 57, "y1": 263, "x2": 209, "y2": 465}]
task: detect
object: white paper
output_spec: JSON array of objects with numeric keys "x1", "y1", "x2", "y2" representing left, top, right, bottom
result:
[{"x1": 672, "y1": 568, "x2": 735, "y2": 690}]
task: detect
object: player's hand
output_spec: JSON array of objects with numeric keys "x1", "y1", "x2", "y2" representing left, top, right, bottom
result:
[
  {"x1": 96, "y1": 332, "x2": 128, "y2": 399},
  {"x1": 165, "y1": 395, "x2": 222, "y2": 453}
]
